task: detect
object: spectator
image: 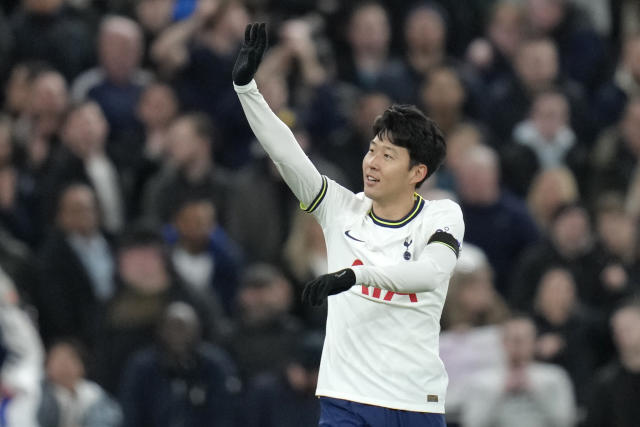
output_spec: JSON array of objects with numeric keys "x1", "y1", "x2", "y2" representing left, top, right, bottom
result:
[
  {"x1": 455, "y1": 144, "x2": 539, "y2": 294},
  {"x1": 71, "y1": 15, "x2": 153, "y2": 161},
  {"x1": 13, "y1": 69, "x2": 68, "y2": 195},
  {"x1": 3, "y1": 61, "x2": 51, "y2": 118},
  {"x1": 420, "y1": 65, "x2": 467, "y2": 136},
  {"x1": 503, "y1": 89, "x2": 587, "y2": 196},
  {"x1": 34, "y1": 183, "x2": 114, "y2": 349},
  {"x1": 442, "y1": 243, "x2": 508, "y2": 331},
  {"x1": 151, "y1": 0, "x2": 252, "y2": 168},
  {"x1": 465, "y1": 1, "x2": 525, "y2": 88},
  {"x1": 142, "y1": 112, "x2": 232, "y2": 228},
  {"x1": 526, "y1": 167, "x2": 579, "y2": 231},
  {"x1": 283, "y1": 210, "x2": 327, "y2": 327},
  {"x1": 167, "y1": 196, "x2": 242, "y2": 316},
  {"x1": 254, "y1": 18, "x2": 346, "y2": 149},
  {"x1": 399, "y1": 3, "x2": 449, "y2": 103},
  {"x1": 435, "y1": 122, "x2": 484, "y2": 192},
  {"x1": 226, "y1": 117, "x2": 344, "y2": 265},
  {"x1": 510, "y1": 203, "x2": 612, "y2": 312},
  {"x1": 584, "y1": 298, "x2": 640, "y2": 427},
  {"x1": 96, "y1": 226, "x2": 211, "y2": 393},
  {"x1": 38, "y1": 340, "x2": 122, "y2": 427},
  {"x1": 532, "y1": 267, "x2": 602, "y2": 405},
  {"x1": 523, "y1": 0, "x2": 608, "y2": 92},
  {"x1": 10, "y1": 0, "x2": 94, "y2": 81},
  {"x1": 120, "y1": 302, "x2": 239, "y2": 427},
  {"x1": 593, "y1": 193, "x2": 640, "y2": 296},
  {"x1": 225, "y1": 264, "x2": 302, "y2": 383},
  {"x1": 0, "y1": 115, "x2": 39, "y2": 246},
  {"x1": 439, "y1": 243, "x2": 507, "y2": 424},
  {"x1": 442, "y1": 243, "x2": 510, "y2": 331},
  {"x1": 134, "y1": 0, "x2": 174, "y2": 41},
  {"x1": 590, "y1": 97, "x2": 640, "y2": 201},
  {"x1": 0, "y1": 267, "x2": 43, "y2": 427},
  {"x1": 336, "y1": 2, "x2": 411, "y2": 102},
  {"x1": 593, "y1": 34, "x2": 640, "y2": 130},
  {"x1": 242, "y1": 331, "x2": 323, "y2": 427},
  {"x1": 44, "y1": 101, "x2": 124, "y2": 234},
  {"x1": 125, "y1": 82, "x2": 180, "y2": 218},
  {"x1": 486, "y1": 37, "x2": 590, "y2": 144},
  {"x1": 460, "y1": 314, "x2": 576, "y2": 427},
  {"x1": 15, "y1": 69, "x2": 68, "y2": 147}
]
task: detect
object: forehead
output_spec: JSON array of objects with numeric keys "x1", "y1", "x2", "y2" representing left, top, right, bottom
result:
[
  {"x1": 504, "y1": 318, "x2": 536, "y2": 336},
  {"x1": 371, "y1": 134, "x2": 401, "y2": 150},
  {"x1": 613, "y1": 307, "x2": 640, "y2": 326}
]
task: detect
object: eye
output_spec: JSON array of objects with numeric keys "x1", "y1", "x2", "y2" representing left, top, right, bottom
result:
[{"x1": 384, "y1": 153, "x2": 392, "y2": 159}]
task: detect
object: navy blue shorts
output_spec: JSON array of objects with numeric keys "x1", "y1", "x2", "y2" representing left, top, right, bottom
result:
[{"x1": 319, "y1": 397, "x2": 447, "y2": 427}]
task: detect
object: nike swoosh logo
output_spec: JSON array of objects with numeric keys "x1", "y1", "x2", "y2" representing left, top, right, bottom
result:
[
  {"x1": 344, "y1": 230, "x2": 365, "y2": 242},
  {"x1": 336, "y1": 271, "x2": 346, "y2": 278}
]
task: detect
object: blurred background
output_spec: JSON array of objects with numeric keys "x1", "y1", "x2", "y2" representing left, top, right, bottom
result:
[{"x1": 0, "y1": 0, "x2": 639, "y2": 426}]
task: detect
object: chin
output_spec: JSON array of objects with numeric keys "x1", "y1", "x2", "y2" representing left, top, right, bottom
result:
[{"x1": 363, "y1": 187, "x2": 379, "y2": 201}]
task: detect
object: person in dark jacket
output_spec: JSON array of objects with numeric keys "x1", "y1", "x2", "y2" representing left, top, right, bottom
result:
[
  {"x1": 454, "y1": 144, "x2": 539, "y2": 295},
  {"x1": 34, "y1": 183, "x2": 115, "y2": 350},
  {"x1": 584, "y1": 298, "x2": 640, "y2": 427},
  {"x1": 119, "y1": 301, "x2": 240, "y2": 427},
  {"x1": 242, "y1": 331, "x2": 323, "y2": 427}
]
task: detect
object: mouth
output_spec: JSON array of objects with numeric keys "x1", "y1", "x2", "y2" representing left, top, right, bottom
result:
[{"x1": 365, "y1": 175, "x2": 380, "y2": 185}]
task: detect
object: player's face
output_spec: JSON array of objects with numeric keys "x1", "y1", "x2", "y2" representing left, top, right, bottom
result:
[{"x1": 362, "y1": 135, "x2": 423, "y2": 202}]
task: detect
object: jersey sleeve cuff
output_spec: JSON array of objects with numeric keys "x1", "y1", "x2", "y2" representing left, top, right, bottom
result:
[
  {"x1": 300, "y1": 175, "x2": 328, "y2": 213},
  {"x1": 350, "y1": 265, "x2": 366, "y2": 285},
  {"x1": 233, "y1": 79, "x2": 258, "y2": 93}
]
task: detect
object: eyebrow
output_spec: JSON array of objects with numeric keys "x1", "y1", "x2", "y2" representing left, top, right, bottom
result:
[{"x1": 370, "y1": 139, "x2": 399, "y2": 154}]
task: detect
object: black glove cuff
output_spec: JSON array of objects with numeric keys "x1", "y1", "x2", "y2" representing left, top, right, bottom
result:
[{"x1": 332, "y1": 268, "x2": 356, "y2": 291}]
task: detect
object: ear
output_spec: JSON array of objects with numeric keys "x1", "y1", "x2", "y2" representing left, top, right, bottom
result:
[{"x1": 409, "y1": 164, "x2": 428, "y2": 186}]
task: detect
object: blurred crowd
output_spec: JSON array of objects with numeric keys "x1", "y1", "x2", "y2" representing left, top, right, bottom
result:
[{"x1": 0, "y1": 0, "x2": 640, "y2": 426}]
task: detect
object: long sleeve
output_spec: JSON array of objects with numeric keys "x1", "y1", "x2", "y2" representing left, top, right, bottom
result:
[
  {"x1": 234, "y1": 79, "x2": 324, "y2": 207},
  {"x1": 461, "y1": 372, "x2": 504, "y2": 427},
  {"x1": 351, "y1": 243, "x2": 458, "y2": 293},
  {"x1": 529, "y1": 366, "x2": 576, "y2": 427}
]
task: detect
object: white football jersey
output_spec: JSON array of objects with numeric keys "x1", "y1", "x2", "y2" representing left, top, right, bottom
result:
[
  {"x1": 235, "y1": 79, "x2": 465, "y2": 414},
  {"x1": 306, "y1": 177, "x2": 464, "y2": 413}
]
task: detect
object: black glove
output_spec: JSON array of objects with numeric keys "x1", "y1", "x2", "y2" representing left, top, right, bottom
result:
[
  {"x1": 232, "y1": 22, "x2": 267, "y2": 86},
  {"x1": 302, "y1": 268, "x2": 356, "y2": 306}
]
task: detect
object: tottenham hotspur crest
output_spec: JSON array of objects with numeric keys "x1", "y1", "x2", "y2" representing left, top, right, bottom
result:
[{"x1": 403, "y1": 238, "x2": 413, "y2": 260}]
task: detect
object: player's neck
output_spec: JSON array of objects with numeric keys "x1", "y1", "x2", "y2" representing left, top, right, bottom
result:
[{"x1": 371, "y1": 191, "x2": 417, "y2": 221}]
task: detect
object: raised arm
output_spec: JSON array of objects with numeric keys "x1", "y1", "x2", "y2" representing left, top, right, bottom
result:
[{"x1": 233, "y1": 23, "x2": 323, "y2": 207}]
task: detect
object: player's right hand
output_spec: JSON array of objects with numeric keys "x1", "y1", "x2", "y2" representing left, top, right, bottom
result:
[
  {"x1": 232, "y1": 22, "x2": 267, "y2": 86},
  {"x1": 302, "y1": 268, "x2": 356, "y2": 306}
]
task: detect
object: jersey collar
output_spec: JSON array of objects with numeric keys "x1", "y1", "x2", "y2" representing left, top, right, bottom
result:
[{"x1": 368, "y1": 193, "x2": 425, "y2": 228}]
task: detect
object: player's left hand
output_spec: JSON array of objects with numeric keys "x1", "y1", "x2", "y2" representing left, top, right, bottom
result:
[{"x1": 302, "y1": 268, "x2": 356, "y2": 306}]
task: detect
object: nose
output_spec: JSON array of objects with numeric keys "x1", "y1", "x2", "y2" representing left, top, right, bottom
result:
[{"x1": 365, "y1": 152, "x2": 379, "y2": 170}]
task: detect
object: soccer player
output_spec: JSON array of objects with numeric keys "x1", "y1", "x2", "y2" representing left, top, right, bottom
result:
[{"x1": 233, "y1": 23, "x2": 464, "y2": 427}]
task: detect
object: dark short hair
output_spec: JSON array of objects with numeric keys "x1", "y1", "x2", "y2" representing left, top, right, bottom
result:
[
  {"x1": 240, "y1": 263, "x2": 285, "y2": 290},
  {"x1": 372, "y1": 105, "x2": 446, "y2": 186},
  {"x1": 117, "y1": 223, "x2": 165, "y2": 252},
  {"x1": 179, "y1": 112, "x2": 215, "y2": 144},
  {"x1": 614, "y1": 295, "x2": 640, "y2": 317}
]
